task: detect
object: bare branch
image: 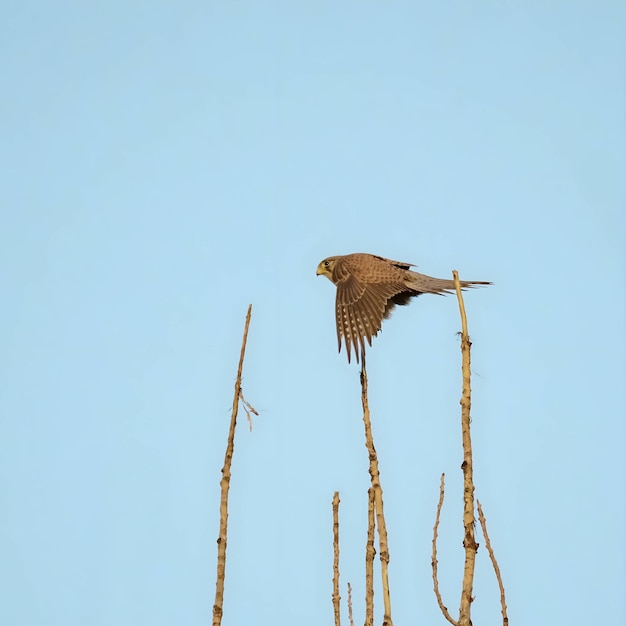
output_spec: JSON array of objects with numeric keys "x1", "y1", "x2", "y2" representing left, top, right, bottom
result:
[
  {"x1": 477, "y1": 501, "x2": 509, "y2": 626},
  {"x1": 365, "y1": 487, "x2": 376, "y2": 626},
  {"x1": 360, "y1": 357, "x2": 393, "y2": 626},
  {"x1": 332, "y1": 492, "x2": 342, "y2": 626},
  {"x1": 347, "y1": 582, "x2": 355, "y2": 626},
  {"x1": 432, "y1": 473, "x2": 458, "y2": 626},
  {"x1": 212, "y1": 305, "x2": 253, "y2": 626},
  {"x1": 453, "y1": 271, "x2": 479, "y2": 626}
]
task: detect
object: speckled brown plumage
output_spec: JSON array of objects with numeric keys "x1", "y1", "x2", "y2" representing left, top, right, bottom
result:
[{"x1": 316, "y1": 253, "x2": 490, "y2": 363}]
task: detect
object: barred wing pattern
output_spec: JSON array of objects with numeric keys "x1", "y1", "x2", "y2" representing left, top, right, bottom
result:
[{"x1": 318, "y1": 253, "x2": 491, "y2": 363}]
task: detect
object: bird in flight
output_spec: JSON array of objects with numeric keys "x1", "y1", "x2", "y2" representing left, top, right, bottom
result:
[{"x1": 316, "y1": 253, "x2": 490, "y2": 363}]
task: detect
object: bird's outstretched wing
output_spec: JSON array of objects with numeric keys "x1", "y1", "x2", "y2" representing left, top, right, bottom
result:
[{"x1": 334, "y1": 269, "x2": 407, "y2": 363}]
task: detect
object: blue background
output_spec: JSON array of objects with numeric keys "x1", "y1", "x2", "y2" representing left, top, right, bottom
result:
[{"x1": 1, "y1": 2, "x2": 624, "y2": 625}]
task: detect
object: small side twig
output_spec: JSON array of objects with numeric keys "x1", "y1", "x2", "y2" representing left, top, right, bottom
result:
[
  {"x1": 477, "y1": 501, "x2": 509, "y2": 626},
  {"x1": 432, "y1": 473, "x2": 458, "y2": 626},
  {"x1": 360, "y1": 357, "x2": 393, "y2": 626},
  {"x1": 239, "y1": 388, "x2": 258, "y2": 432},
  {"x1": 212, "y1": 304, "x2": 253, "y2": 626},
  {"x1": 332, "y1": 492, "x2": 342, "y2": 626}
]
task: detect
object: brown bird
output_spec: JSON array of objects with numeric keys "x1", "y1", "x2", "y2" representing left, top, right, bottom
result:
[{"x1": 316, "y1": 253, "x2": 490, "y2": 363}]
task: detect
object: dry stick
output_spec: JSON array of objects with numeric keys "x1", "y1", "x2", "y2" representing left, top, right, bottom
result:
[
  {"x1": 477, "y1": 501, "x2": 509, "y2": 626},
  {"x1": 332, "y1": 492, "x2": 342, "y2": 626},
  {"x1": 365, "y1": 487, "x2": 376, "y2": 626},
  {"x1": 453, "y1": 271, "x2": 479, "y2": 626},
  {"x1": 360, "y1": 356, "x2": 393, "y2": 626},
  {"x1": 212, "y1": 304, "x2": 253, "y2": 626},
  {"x1": 347, "y1": 582, "x2": 355, "y2": 626},
  {"x1": 432, "y1": 473, "x2": 459, "y2": 626}
]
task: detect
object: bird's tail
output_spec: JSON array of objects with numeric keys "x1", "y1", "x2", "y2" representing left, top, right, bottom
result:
[{"x1": 406, "y1": 272, "x2": 492, "y2": 295}]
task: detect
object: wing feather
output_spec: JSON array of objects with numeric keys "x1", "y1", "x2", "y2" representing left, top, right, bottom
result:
[{"x1": 335, "y1": 270, "x2": 412, "y2": 361}]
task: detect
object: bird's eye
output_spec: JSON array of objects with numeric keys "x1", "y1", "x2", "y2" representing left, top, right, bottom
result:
[{"x1": 324, "y1": 261, "x2": 330, "y2": 267}]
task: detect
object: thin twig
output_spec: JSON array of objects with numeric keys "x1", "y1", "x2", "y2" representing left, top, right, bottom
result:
[
  {"x1": 332, "y1": 492, "x2": 342, "y2": 626},
  {"x1": 453, "y1": 271, "x2": 479, "y2": 626},
  {"x1": 365, "y1": 487, "x2": 376, "y2": 626},
  {"x1": 477, "y1": 501, "x2": 509, "y2": 626},
  {"x1": 212, "y1": 305, "x2": 253, "y2": 626},
  {"x1": 432, "y1": 473, "x2": 458, "y2": 626},
  {"x1": 360, "y1": 357, "x2": 393, "y2": 626},
  {"x1": 239, "y1": 388, "x2": 258, "y2": 432},
  {"x1": 347, "y1": 582, "x2": 355, "y2": 626}
]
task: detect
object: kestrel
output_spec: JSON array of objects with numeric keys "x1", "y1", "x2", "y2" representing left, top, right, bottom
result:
[{"x1": 316, "y1": 253, "x2": 490, "y2": 363}]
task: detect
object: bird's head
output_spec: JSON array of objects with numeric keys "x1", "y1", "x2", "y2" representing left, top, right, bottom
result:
[{"x1": 316, "y1": 257, "x2": 338, "y2": 282}]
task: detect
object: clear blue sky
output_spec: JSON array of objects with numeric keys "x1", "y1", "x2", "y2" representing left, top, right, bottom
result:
[{"x1": 1, "y1": 2, "x2": 624, "y2": 625}]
